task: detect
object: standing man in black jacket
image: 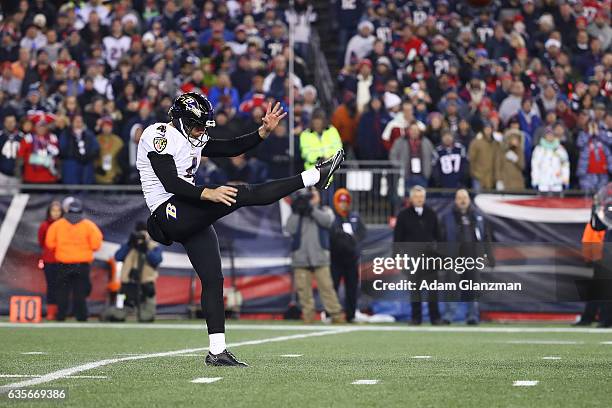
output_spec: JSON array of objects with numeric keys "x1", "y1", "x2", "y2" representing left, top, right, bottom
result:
[{"x1": 393, "y1": 185, "x2": 442, "y2": 325}]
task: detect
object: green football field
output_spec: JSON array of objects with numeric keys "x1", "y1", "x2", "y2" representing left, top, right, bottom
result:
[{"x1": 0, "y1": 320, "x2": 611, "y2": 408}]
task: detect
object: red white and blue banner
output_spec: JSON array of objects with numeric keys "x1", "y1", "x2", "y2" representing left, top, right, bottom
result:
[{"x1": 0, "y1": 192, "x2": 596, "y2": 317}]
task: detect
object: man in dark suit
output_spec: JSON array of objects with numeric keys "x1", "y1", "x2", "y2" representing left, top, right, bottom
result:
[{"x1": 393, "y1": 186, "x2": 442, "y2": 325}]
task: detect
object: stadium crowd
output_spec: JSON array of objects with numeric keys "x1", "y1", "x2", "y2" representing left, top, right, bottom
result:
[{"x1": 0, "y1": 0, "x2": 609, "y2": 193}]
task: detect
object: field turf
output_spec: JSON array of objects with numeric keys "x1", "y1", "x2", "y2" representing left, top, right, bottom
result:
[{"x1": 0, "y1": 320, "x2": 611, "y2": 408}]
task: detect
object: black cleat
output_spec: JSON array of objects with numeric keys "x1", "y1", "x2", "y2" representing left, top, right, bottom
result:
[
  {"x1": 315, "y1": 149, "x2": 345, "y2": 189},
  {"x1": 205, "y1": 349, "x2": 248, "y2": 367}
]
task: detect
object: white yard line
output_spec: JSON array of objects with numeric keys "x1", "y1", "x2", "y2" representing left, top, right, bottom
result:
[
  {"x1": 191, "y1": 377, "x2": 222, "y2": 384},
  {"x1": 411, "y1": 355, "x2": 431, "y2": 359},
  {"x1": 352, "y1": 380, "x2": 380, "y2": 385},
  {"x1": 280, "y1": 354, "x2": 303, "y2": 357},
  {"x1": 1, "y1": 322, "x2": 611, "y2": 334},
  {"x1": 513, "y1": 380, "x2": 539, "y2": 387},
  {"x1": 20, "y1": 352, "x2": 47, "y2": 355},
  {"x1": 542, "y1": 356, "x2": 562, "y2": 360},
  {"x1": 504, "y1": 340, "x2": 583, "y2": 345},
  {"x1": 0, "y1": 328, "x2": 354, "y2": 393},
  {"x1": 0, "y1": 375, "x2": 107, "y2": 379}
]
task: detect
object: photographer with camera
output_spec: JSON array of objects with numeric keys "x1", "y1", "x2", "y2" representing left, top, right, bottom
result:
[
  {"x1": 286, "y1": 188, "x2": 345, "y2": 324},
  {"x1": 103, "y1": 221, "x2": 162, "y2": 322}
]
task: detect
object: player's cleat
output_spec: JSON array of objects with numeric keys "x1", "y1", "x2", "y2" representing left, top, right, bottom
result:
[
  {"x1": 315, "y1": 149, "x2": 345, "y2": 189},
  {"x1": 205, "y1": 349, "x2": 249, "y2": 367}
]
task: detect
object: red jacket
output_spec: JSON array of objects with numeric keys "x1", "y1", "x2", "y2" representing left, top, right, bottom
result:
[
  {"x1": 38, "y1": 218, "x2": 58, "y2": 263},
  {"x1": 18, "y1": 133, "x2": 60, "y2": 183}
]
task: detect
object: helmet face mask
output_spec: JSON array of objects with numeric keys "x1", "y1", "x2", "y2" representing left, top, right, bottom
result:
[{"x1": 169, "y1": 92, "x2": 216, "y2": 148}]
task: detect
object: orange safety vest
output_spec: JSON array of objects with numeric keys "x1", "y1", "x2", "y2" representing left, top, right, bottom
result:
[{"x1": 581, "y1": 222, "x2": 605, "y2": 262}]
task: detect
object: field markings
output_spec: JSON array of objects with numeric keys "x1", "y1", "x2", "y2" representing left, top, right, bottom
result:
[
  {"x1": 0, "y1": 375, "x2": 107, "y2": 379},
  {"x1": 280, "y1": 354, "x2": 303, "y2": 357},
  {"x1": 411, "y1": 355, "x2": 431, "y2": 359},
  {"x1": 352, "y1": 380, "x2": 380, "y2": 385},
  {"x1": 513, "y1": 381, "x2": 539, "y2": 387},
  {"x1": 191, "y1": 377, "x2": 222, "y2": 384},
  {"x1": 20, "y1": 352, "x2": 47, "y2": 355},
  {"x1": 504, "y1": 340, "x2": 583, "y2": 345},
  {"x1": 0, "y1": 194, "x2": 29, "y2": 268},
  {"x1": 1, "y1": 322, "x2": 611, "y2": 334},
  {"x1": 542, "y1": 356, "x2": 562, "y2": 360},
  {"x1": 0, "y1": 327, "x2": 355, "y2": 393},
  {"x1": 601, "y1": 341, "x2": 612, "y2": 345},
  {"x1": 116, "y1": 353, "x2": 204, "y2": 357}
]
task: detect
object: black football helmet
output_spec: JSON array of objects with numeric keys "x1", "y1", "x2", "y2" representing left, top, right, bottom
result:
[{"x1": 168, "y1": 92, "x2": 216, "y2": 148}]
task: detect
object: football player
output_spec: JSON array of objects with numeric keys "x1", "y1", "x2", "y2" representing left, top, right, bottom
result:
[{"x1": 137, "y1": 92, "x2": 344, "y2": 366}]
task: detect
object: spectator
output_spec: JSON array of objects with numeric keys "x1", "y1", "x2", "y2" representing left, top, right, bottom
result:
[
  {"x1": 355, "y1": 95, "x2": 391, "y2": 160},
  {"x1": 440, "y1": 189, "x2": 494, "y2": 325},
  {"x1": 59, "y1": 115, "x2": 99, "y2": 185},
  {"x1": 354, "y1": 59, "x2": 373, "y2": 113},
  {"x1": 531, "y1": 128, "x2": 570, "y2": 192},
  {"x1": 432, "y1": 130, "x2": 468, "y2": 188},
  {"x1": 344, "y1": 20, "x2": 375, "y2": 67},
  {"x1": 425, "y1": 112, "x2": 448, "y2": 146},
  {"x1": 486, "y1": 24, "x2": 512, "y2": 60},
  {"x1": 456, "y1": 118, "x2": 475, "y2": 148},
  {"x1": 299, "y1": 109, "x2": 342, "y2": 170},
  {"x1": 336, "y1": 0, "x2": 365, "y2": 62},
  {"x1": 17, "y1": 117, "x2": 59, "y2": 183},
  {"x1": 331, "y1": 92, "x2": 359, "y2": 151},
  {"x1": 576, "y1": 121, "x2": 612, "y2": 192},
  {"x1": 225, "y1": 154, "x2": 267, "y2": 185},
  {"x1": 394, "y1": 185, "x2": 442, "y2": 325},
  {"x1": 256, "y1": 120, "x2": 300, "y2": 179},
  {"x1": 536, "y1": 83, "x2": 559, "y2": 115},
  {"x1": 301, "y1": 85, "x2": 318, "y2": 120},
  {"x1": 263, "y1": 54, "x2": 303, "y2": 101},
  {"x1": 0, "y1": 114, "x2": 23, "y2": 186},
  {"x1": 382, "y1": 101, "x2": 424, "y2": 152},
  {"x1": 286, "y1": 188, "x2": 345, "y2": 324},
  {"x1": 587, "y1": 10, "x2": 612, "y2": 51},
  {"x1": 208, "y1": 72, "x2": 240, "y2": 114},
  {"x1": 38, "y1": 200, "x2": 63, "y2": 321},
  {"x1": 195, "y1": 157, "x2": 228, "y2": 190},
  {"x1": 392, "y1": 24, "x2": 427, "y2": 60},
  {"x1": 468, "y1": 122, "x2": 501, "y2": 191},
  {"x1": 94, "y1": 117, "x2": 123, "y2": 184},
  {"x1": 20, "y1": 23, "x2": 47, "y2": 55},
  {"x1": 517, "y1": 98, "x2": 542, "y2": 156},
  {"x1": 284, "y1": 0, "x2": 317, "y2": 60},
  {"x1": 102, "y1": 221, "x2": 163, "y2": 322},
  {"x1": 230, "y1": 55, "x2": 253, "y2": 99},
  {"x1": 390, "y1": 122, "x2": 435, "y2": 189},
  {"x1": 45, "y1": 198, "x2": 103, "y2": 322},
  {"x1": 499, "y1": 81, "x2": 525, "y2": 125},
  {"x1": 330, "y1": 189, "x2": 366, "y2": 323},
  {"x1": 497, "y1": 129, "x2": 526, "y2": 191},
  {"x1": 102, "y1": 19, "x2": 131, "y2": 70}
]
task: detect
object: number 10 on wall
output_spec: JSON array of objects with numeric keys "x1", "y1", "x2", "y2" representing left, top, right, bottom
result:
[{"x1": 9, "y1": 296, "x2": 42, "y2": 323}]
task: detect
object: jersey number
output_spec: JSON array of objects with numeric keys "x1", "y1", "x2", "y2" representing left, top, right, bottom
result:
[{"x1": 440, "y1": 154, "x2": 462, "y2": 174}]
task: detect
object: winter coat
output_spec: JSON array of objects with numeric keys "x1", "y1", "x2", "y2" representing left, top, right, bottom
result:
[
  {"x1": 497, "y1": 130, "x2": 526, "y2": 190},
  {"x1": 468, "y1": 134, "x2": 502, "y2": 190},
  {"x1": 531, "y1": 138, "x2": 570, "y2": 192},
  {"x1": 390, "y1": 136, "x2": 435, "y2": 180}
]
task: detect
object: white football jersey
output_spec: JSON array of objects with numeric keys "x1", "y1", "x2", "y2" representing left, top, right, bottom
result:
[
  {"x1": 137, "y1": 122, "x2": 207, "y2": 213},
  {"x1": 102, "y1": 35, "x2": 131, "y2": 69}
]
